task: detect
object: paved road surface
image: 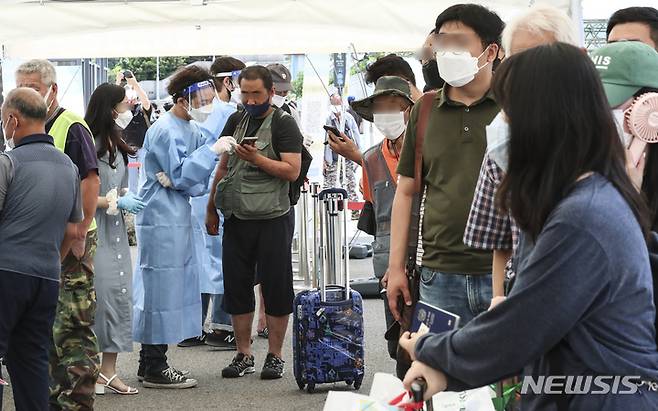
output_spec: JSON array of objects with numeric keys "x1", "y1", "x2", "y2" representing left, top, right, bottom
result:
[{"x1": 2, "y1": 238, "x2": 396, "y2": 411}]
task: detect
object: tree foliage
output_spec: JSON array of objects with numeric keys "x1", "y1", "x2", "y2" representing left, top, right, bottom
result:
[
  {"x1": 290, "y1": 72, "x2": 304, "y2": 100},
  {"x1": 112, "y1": 56, "x2": 212, "y2": 81}
]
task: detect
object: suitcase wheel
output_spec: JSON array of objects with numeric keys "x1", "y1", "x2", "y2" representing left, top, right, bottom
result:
[
  {"x1": 345, "y1": 380, "x2": 353, "y2": 386},
  {"x1": 354, "y1": 375, "x2": 363, "y2": 390},
  {"x1": 296, "y1": 379, "x2": 305, "y2": 391},
  {"x1": 306, "y1": 383, "x2": 316, "y2": 394}
]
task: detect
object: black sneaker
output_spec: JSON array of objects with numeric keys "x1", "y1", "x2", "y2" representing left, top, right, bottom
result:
[
  {"x1": 142, "y1": 367, "x2": 197, "y2": 389},
  {"x1": 177, "y1": 332, "x2": 207, "y2": 348},
  {"x1": 257, "y1": 327, "x2": 269, "y2": 339},
  {"x1": 138, "y1": 366, "x2": 189, "y2": 383},
  {"x1": 260, "y1": 353, "x2": 285, "y2": 380},
  {"x1": 221, "y1": 353, "x2": 255, "y2": 378},
  {"x1": 205, "y1": 330, "x2": 237, "y2": 350}
]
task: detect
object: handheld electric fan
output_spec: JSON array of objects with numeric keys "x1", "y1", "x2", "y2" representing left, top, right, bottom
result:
[{"x1": 626, "y1": 92, "x2": 658, "y2": 166}]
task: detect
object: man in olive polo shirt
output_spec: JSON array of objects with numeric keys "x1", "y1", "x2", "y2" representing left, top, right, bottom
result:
[{"x1": 386, "y1": 4, "x2": 503, "y2": 326}]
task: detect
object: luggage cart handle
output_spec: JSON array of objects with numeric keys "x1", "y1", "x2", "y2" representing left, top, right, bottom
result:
[{"x1": 318, "y1": 188, "x2": 348, "y2": 200}]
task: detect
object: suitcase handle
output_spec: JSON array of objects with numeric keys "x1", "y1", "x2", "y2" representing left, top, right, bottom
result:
[
  {"x1": 317, "y1": 285, "x2": 352, "y2": 306},
  {"x1": 318, "y1": 188, "x2": 351, "y2": 302},
  {"x1": 318, "y1": 188, "x2": 348, "y2": 200}
]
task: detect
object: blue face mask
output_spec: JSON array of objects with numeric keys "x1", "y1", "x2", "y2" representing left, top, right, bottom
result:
[{"x1": 244, "y1": 100, "x2": 271, "y2": 118}]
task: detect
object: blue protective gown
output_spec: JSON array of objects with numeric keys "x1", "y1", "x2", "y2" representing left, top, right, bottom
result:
[
  {"x1": 132, "y1": 111, "x2": 218, "y2": 344},
  {"x1": 190, "y1": 99, "x2": 236, "y2": 295}
]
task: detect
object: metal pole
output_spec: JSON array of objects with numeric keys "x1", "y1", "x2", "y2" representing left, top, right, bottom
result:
[
  {"x1": 342, "y1": 195, "x2": 350, "y2": 300},
  {"x1": 298, "y1": 186, "x2": 310, "y2": 287},
  {"x1": 327, "y1": 194, "x2": 341, "y2": 287},
  {"x1": 319, "y1": 197, "x2": 327, "y2": 302},
  {"x1": 311, "y1": 182, "x2": 321, "y2": 289}
]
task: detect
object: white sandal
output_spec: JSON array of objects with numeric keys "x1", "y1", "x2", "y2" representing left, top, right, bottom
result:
[{"x1": 96, "y1": 373, "x2": 139, "y2": 395}]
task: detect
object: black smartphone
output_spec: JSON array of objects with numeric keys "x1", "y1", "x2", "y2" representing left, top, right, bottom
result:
[
  {"x1": 323, "y1": 125, "x2": 345, "y2": 144},
  {"x1": 123, "y1": 70, "x2": 134, "y2": 79},
  {"x1": 323, "y1": 125, "x2": 341, "y2": 136},
  {"x1": 241, "y1": 137, "x2": 258, "y2": 146}
]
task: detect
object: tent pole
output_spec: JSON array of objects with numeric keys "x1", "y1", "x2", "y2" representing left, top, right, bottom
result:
[
  {"x1": 570, "y1": 0, "x2": 585, "y2": 47},
  {"x1": 156, "y1": 56, "x2": 161, "y2": 100}
]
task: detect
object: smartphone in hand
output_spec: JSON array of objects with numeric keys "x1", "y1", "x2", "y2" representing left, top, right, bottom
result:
[
  {"x1": 241, "y1": 137, "x2": 258, "y2": 146},
  {"x1": 323, "y1": 125, "x2": 346, "y2": 144}
]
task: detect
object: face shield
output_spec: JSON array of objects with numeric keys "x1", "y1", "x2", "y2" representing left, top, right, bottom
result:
[
  {"x1": 181, "y1": 80, "x2": 216, "y2": 122},
  {"x1": 214, "y1": 70, "x2": 242, "y2": 105},
  {"x1": 214, "y1": 70, "x2": 241, "y2": 91}
]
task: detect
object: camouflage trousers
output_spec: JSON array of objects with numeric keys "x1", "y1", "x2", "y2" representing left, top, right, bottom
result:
[
  {"x1": 323, "y1": 159, "x2": 359, "y2": 202},
  {"x1": 49, "y1": 230, "x2": 101, "y2": 411}
]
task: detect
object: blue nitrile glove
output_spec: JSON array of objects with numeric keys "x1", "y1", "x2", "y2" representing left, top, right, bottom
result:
[{"x1": 117, "y1": 192, "x2": 146, "y2": 214}]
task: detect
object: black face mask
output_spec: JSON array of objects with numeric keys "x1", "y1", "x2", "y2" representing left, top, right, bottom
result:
[{"x1": 422, "y1": 59, "x2": 445, "y2": 92}]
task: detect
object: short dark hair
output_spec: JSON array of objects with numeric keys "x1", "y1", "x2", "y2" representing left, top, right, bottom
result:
[
  {"x1": 4, "y1": 88, "x2": 47, "y2": 121},
  {"x1": 238, "y1": 65, "x2": 273, "y2": 90},
  {"x1": 435, "y1": 4, "x2": 505, "y2": 48},
  {"x1": 492, "y1": 42, "x2": 649, "y2": 240},
  {"x1": 210, "y1": 56, "x2": 246, "y2": 76},
  {"x1": 607, "y1": 7, "x2": 658, "y2": 48},
  {"x1": 365, "y1": 54, "x2": 416, "y2": 86},
  {"x1": 167, "y1": 65, "x2": 212, "y2": 100}
]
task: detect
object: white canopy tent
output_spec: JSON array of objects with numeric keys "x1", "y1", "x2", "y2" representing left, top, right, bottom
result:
[{"x1": 0, "y1": 0, "x2": 576, "y2": 59}]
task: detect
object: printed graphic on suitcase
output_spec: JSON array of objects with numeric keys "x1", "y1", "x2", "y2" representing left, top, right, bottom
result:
[{"x1": 293, "y1": 286, "x2": 365, "y2": 393}]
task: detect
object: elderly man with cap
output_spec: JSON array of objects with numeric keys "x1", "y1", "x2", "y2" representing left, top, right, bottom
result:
[
  {"x1": 267, "y1": 63, "x2": 301, "y2": 125},
  {"x1": 349, "y1": 76, "x2": 414, "y2": 365},
  {"x1": 0, "y1": 88, "x2": 82, "y2": 410}
]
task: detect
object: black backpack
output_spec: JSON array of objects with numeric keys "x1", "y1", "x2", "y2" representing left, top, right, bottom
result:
[
  {"x1": 290, "y1": 145, "x2": 312, "y2": 205},
  {"x1": 272, "y1": 108, "x2": 312, "y2": 206}
]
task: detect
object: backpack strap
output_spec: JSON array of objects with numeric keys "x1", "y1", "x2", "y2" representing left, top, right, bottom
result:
[
  {"x1": 413, "y1": 91, "x2": 437, "y2": 194},
  {"x1": 405, "y1": 91, "x2": 437, "y2": 271}
]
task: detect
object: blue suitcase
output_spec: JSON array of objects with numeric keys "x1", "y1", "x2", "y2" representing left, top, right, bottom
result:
[{"x1": 293, "y1": 188, "x2": 365, "y2": 393}]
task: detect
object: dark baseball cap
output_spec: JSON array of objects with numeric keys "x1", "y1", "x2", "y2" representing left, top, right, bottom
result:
[{"x1": 267, "y1": 63, "x2": 292, "y2": 92}]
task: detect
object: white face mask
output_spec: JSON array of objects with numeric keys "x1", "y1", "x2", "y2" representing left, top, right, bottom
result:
[
  {"x1": 3, "y1": 116, "x2": 16, "y2": 150},
  {"x1": 373, "y1": 112, "x2": 406, "y2": 140},
  {"x1": 230, "y1": 87, "x2": 242, "y2": 106},
  {"x1": 43, "y1": 86, "x2": 54, "y2": 112},
  {"x1": 114, "y1": 109, "x2": 133, "y2": 130},
  {"x1": 272, "y1": 94, "x2": 286, "y2": 108},
  {"x1": 189, "y1": 104, "x2": 214, "y2": 123},
  {"x1": 485, "y1": 112, "x2": 510, "y2": 172},
  {"x1": 436, "y1": 46, "x2": 490, "y2": 88},
  {"x1": 612, "y1": 108, "x2": 632, "y2": 148},
  {"x1": 330, "y1": 105, "x2": 342, "y2": 115}
]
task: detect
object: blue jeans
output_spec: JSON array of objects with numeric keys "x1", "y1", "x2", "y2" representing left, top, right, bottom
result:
[
  {"x1": 419, "y1": 267, "x2": 492, "y2": 326},
  {"x1": 0, "y1": 271, "x2": 59, "y2": 411},
  {"x1": 201, "y1": 293, "x2": 232, "y2": 331}
]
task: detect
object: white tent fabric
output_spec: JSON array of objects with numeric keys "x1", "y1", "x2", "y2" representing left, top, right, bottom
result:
[{"x1": 0, "y1": 0, "x2": 574, "y2": 59}]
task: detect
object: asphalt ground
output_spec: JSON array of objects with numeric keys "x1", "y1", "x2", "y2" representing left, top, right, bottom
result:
[{"x1": 2, "y1": 233, "x2": 395, "y2": 411}]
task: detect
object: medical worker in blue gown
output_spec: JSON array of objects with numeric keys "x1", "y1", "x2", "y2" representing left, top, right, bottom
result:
[
  {"x1": 178, "y1": 60, "x2": 245, "y2": 349},
  {"x1": 132, "y1": 66, "x2": 236, "y2": 389}
]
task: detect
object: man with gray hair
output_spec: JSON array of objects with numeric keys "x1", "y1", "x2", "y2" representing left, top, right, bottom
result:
[
  {"x1": 15, "y1": 59, "x2": 100, "y2": 411},
  {"x1": 0, "y1": 88, "x2": 82, "y2": 411},
  {"x1": 463, "y1": 4, "x2": 579, "y2": 305}
]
